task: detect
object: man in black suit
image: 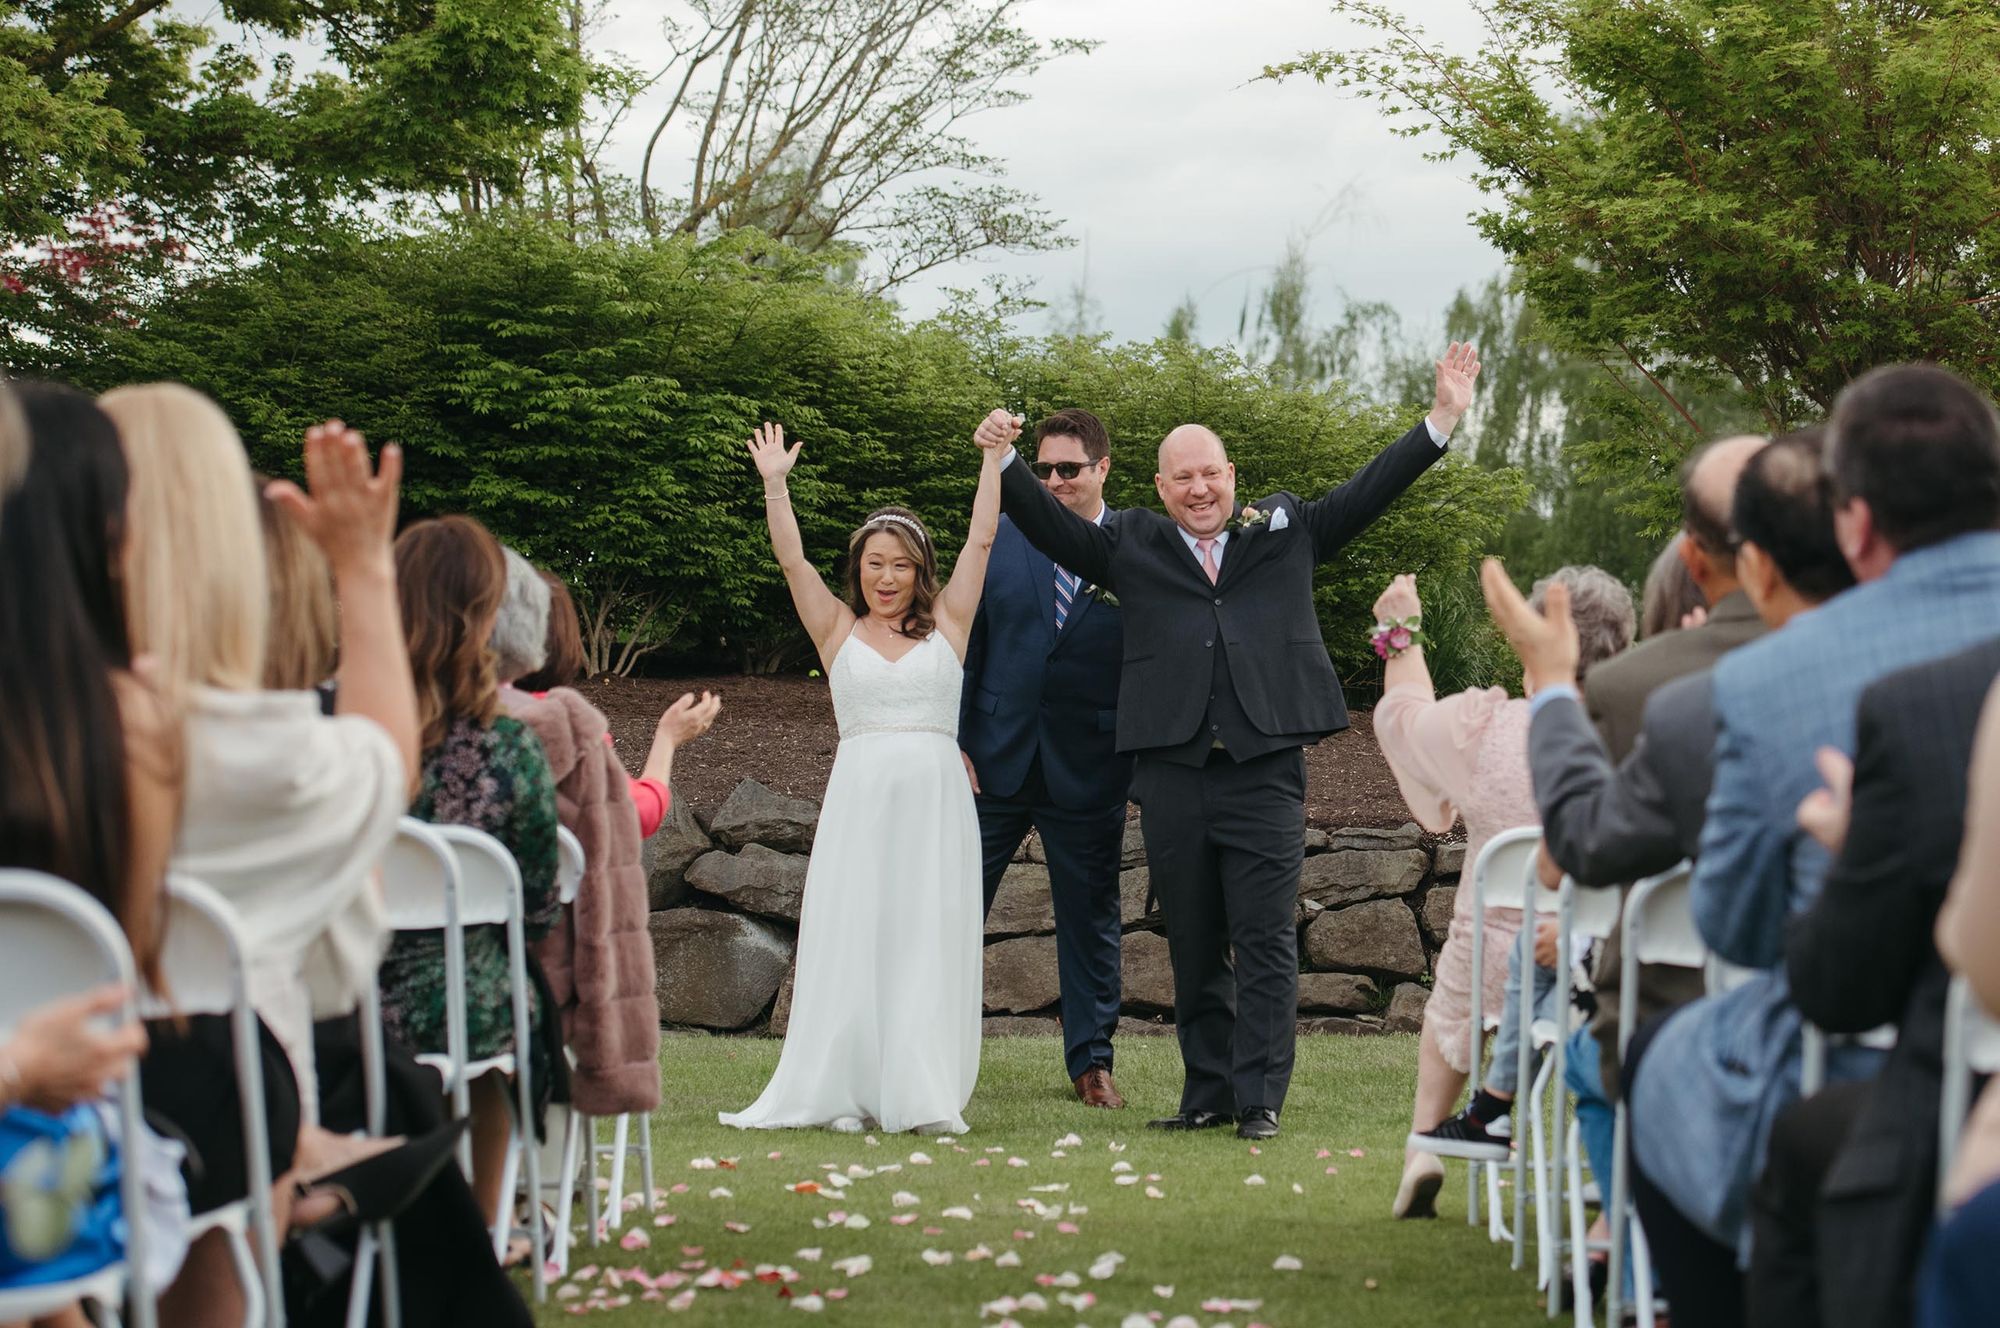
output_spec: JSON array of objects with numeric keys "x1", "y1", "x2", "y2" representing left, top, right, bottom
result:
[
  {"x1": 972, "y1": 343, "x2": 1482, "y2": 1140},
  {"x1": 960, "y1": 408, "x2": 1133, "y2": 1109},
  {"x1": 1746, "y1": 634, "x2": 2000, "y2": 1328}
]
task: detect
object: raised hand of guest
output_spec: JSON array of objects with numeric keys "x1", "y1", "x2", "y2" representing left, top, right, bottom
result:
[
  {"x1": 1373, "y1": 573, "x2": 1422, "y2": 625},
  {"x1": 972, "y1": 409, "x2": 1023, "y2": 452},
  {"x1": 1427, "y1": 342, "x2": 1482, "y2": 437},
  {"x1": 1480, "y1": 557, "x2": 1579, "y2": 696},
  {"x1": 267, "y1": 420, "x2": 402, "y2": 574}
]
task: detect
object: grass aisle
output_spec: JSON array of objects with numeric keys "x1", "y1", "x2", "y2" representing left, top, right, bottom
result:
[{"x1": 533, "y1": 1035, "x2": 1550, "y2": 1326}]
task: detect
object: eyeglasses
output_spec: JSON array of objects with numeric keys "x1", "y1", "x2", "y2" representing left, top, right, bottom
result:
[{"x1": 1030, "y1": 460, "x2": 1098, "y2": 481}]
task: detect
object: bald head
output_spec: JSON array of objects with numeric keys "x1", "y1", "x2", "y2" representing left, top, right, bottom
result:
[
  {"x1": 1676, "y1": 432, "x2": 1767, "y2": 599},
  {"x1": 1155, "y1": 423, "x2": 1237, "y2": 537}
]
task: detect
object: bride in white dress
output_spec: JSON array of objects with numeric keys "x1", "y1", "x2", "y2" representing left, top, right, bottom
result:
[{"x1": 721, "y1": 414, "x2": 1013, "y2": 1134}]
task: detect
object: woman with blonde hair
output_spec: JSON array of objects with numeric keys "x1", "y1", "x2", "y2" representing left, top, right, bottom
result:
[{"x1": 720, "y1": 417, "x2": 1004, "y2": 1134}]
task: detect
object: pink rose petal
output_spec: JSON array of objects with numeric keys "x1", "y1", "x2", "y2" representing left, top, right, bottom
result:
[{"x1": 619, "y1": 1229, "x2": 650, "y2": 1250}]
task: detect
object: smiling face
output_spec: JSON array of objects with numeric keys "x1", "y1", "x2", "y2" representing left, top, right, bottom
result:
[
  {"x1": 1036, "y1": 433, "x2": 1109, "y2": 518},
  {"x1": 858, "y1": 530, "x2": 917, "y2": 619},
  {"x1": 1155, "y1": 425, "x2": 1236, "y2": 538},
  {"x1": 843, "y1": 509, "x2": 940, "y2": 635}
]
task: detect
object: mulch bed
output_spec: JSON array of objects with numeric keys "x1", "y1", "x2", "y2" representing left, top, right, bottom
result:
[{"x1": 585, "y1": 673, "x2": 1421, "y2": 830}]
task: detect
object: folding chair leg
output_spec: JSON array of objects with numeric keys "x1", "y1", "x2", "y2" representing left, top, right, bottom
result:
[
  {"x1": 637, "y1": 1111, "x2": 656, "y2": 1210},
  {"x1": 1631, "y1": 1211, "x2": 1658, "y2": 1328},
  {"x1": 584, "y1": 1114, "x2": 602, "y2": 1244},
  {"x1": 607, "y1": 1114, "x2": 630, "y2": 1230},
  {"x1": 1608, "y1": 1103, "x2": 1630, "y2": 1328},
  {"x1": 348, "y1": 1230, "x2": 378, "y2": 1328},
  {"x1": 520, "y1": 1078, "x2": 546, "y2": 1304},
  {"x1": 551, "y1": 1108, "x2": 584, "y2": 1276},
  {"x1": 379, "y1": 1221, "x2": 402, "y2": 1328},
  {"x1": 492, "y1": 1124, "x2": 522, "y2": 1262},
  {"x1": 1529, "y1": 1062, "x2": 1557, "y2": 1293},
  {"x1": 224, "y1": 1225, "x2": 266, "y2": 1328},
  {"x1": 1565, "y1": 1116, "x2": 1592, "y2": 1326}
]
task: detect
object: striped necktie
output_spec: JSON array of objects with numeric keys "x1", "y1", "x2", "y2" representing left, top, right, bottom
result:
[{"x1": 1054, "y1": 565, "x2": 1080, "y2": 631}]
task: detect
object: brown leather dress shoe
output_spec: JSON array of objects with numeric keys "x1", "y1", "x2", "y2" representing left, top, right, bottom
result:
[{"x1": 1073, "y1": 1066, "x2": 1126, "y2": 1109}]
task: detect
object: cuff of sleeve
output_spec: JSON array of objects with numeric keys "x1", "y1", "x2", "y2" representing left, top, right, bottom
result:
[
  {"x1": 1528, "y1": 683, "x2": 1580, "y2": 717},
  {"x1": 1424, "y1": 417, "x2": 1450, "y2": 448},
  {"x1": 999, "y1": 447, "x2": 1017, "y2": 470}
]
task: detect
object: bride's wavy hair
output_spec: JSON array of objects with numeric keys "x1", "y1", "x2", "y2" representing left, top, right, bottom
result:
[{"x1": 844, "y1": 505, "x2": 939, "y2": 638}]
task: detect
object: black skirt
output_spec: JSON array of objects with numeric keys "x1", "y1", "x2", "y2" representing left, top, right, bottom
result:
[{"x1": 140, "y1": 1012, "x2": 300, "y2": 1216}]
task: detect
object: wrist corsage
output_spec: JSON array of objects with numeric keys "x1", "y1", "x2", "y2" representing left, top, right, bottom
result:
[{"x1": 1370, "y1": 616, "x2": 1427, "y2": 660}]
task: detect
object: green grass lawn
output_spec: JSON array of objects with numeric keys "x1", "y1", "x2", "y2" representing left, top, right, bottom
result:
[{"x1": 531, "y1": 1034, "x2": 1551, "y2": 1326}]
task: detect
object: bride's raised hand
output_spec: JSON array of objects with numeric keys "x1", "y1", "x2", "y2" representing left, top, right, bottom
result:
[{"x1": 747, "y1": 422, "x2": 802, "y2": 485}]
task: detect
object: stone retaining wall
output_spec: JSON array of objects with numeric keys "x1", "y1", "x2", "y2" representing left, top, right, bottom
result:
[{"x1": 641, "y1": 779, "x2": 1463, "y2": 1038}]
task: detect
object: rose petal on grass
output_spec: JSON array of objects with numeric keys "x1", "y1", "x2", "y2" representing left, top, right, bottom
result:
[
  {"x1": 942, "y1": 1206, "x2": 975, "y2": 1220},
  {"x1": 1058, "y1": 1291, "x2": 1098, "y2": 1312},
  {"x1": 1347, "y1": 1148, "x2": 1366, "y2": 1158},
  {"x1": 689, "y1": 1157, "x2": 718, "y2": 1170},
  {"x1": 795, "y1": 1248, "x2": 822, "y2": 1262},
  {"x1": 842, "y1": 1214, "x2": 871, "y2": 1230},
  {"x1": 1029, "y1": 1183, "x2": 1069, "y2": 1193},
  {"x1": 965, "y1": 1244, "x2": 993, "y2": 1261},
  {"x1": 973, "y1": 1158, "x2": 991, "y2": 1167},
  {"x1": 1006, "y1": 1157, "x2": 1029, "y2": 1168},
  {"x1": 1115, "y1": 1175, "x2": 1139, "y2": 1186},
  {"x1": 707, "y1": 1186, "x2": 733, "y2": 1199},
  {"x1": 791, "y1": 1181, "x2": 822, "y2": 1195},
  {"x1": 909, "y1": 1152, "x2": 933, "y2": 1165},
  {"x1": 1248, "y1": 1146, "x2": 1261, "y2": 1155},
  {"x1": 669, "y1": 1183, "x2": 689, "y2": 1195},
  {"x1": 981, "y1": 1296, "x2": 1019, "y2": 1317},
  {"x1": 666, "y1": 1289, "x2": 696, "y2": 1311},
  {"x1": 865, "y1": 1135, "x2": 879, "y2": 1147},
  {"x1": 723, "y1": 1221, "x2": 750, "y2": 1234},
  {"x1": 768, "y1": 1151, "x2": 783, "y2": 1161},
  {"x1": 832, "y1": 1254, "x2": 872, "y2": 1278},
  {"x1": 556, "y1": 1284, "x2": 582, "y2": 1301},
  {"x1": 994, "y1": 1249, "x2": 1023, "y2": 1268},
  {"x1": 1324, "y1": 1166, "x2": 1339, "y2": 1175},
  {"x1": 1292, "y1": 1183, "x2": 1304, "y2": 1195},
  {"x1": 1364, "y1": 1278, "x2": 1379, "y2": 1290},
  {"x1": 888, "y1": 1214, "x2": 918, "y2": 1226},
  {"x1": 1243, "y1": 1174, "x2": 1266, "y2": 1187},
  {"x1": 792, "y1": 1294, "x2": 826, "y2": 1312},
  {"x1": 1315, "y1": 1148, "x2": 1332, "y2": 1159},
  {"x1": 1050, "y1": 1150, "x2": 1067, "y2": 1159},
  {"x1": 1152, "y1": 1284, "x2": 1174, "y2": 1298},
  {"x1": 1057, "y1": 1221, "x2": 1080, "y2": 1235},
  {"x1": 892, "y1": 1191, "x2": 920, "y2": 1207},
  {"x1": 921, "y1": 1249, "x2": 953, "y2": 1266},
  {"x1": 924, "y1": 1226, "x2": 944, "y2": 1235},
  {"x1": 1272, "y1": 1254, "x2": 1303, "y2": 1271},
  {"x1": 1144, "y1": 1186, "x2": 1164, "y2": 1199},
  {"x1": 845, "y1": 1164, "x2": 872, "y2": 1178}
]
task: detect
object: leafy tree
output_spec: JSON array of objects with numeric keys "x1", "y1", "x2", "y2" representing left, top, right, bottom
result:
[{"x1": 1268, "y1": 0, "x2": 2000, "y2": 504}]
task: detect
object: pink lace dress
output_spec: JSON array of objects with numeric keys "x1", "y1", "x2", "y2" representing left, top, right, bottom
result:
[{"x1": 1372, "y1": 685, "x2": 1540, "y2": 1073}]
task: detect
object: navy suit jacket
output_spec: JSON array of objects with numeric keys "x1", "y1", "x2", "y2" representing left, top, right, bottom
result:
[{"x1": 959, "y1": 510, "x2": 1131, "y2": 810}]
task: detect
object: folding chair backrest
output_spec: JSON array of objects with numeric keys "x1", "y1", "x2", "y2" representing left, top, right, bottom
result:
[
  {"x1": 0, "y1": 869, "x2": 137, "y2": 1031},
  {"x1": 145, "y1": 875, "x2": 247, "y2": 1017},
  {"x1": 1565, "y1": 877, "x2": 1624, "y2": 941},
  {"x1": 1624, "y1": 863, "x2": 1704, "y2": 969},
  {"x1": 557, "y1": 827, "x2": 585, "y2": 906},
  {"x1": 380, "y1": 818, "x2": 458, "y2": 932},
  {"x1": 430, "y1": 824, "x2": 522, "y2": 927},
  {"x1": 1472, "y1": 826, "x2": 1543, "y2": 915}
]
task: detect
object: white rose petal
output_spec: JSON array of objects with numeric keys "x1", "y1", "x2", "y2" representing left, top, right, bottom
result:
[
  {"x1": 994, "y1": 1249, "x2": 1023, "y2": 1268},
  {"x1": 1272, "y1": 1254, "x2": 1303, "y2": 1271},
  {"x1": 832, "y1": 1254, "x2": 872, "y2": 1278},
  {"x1": 921, "y1": 1249, "x2": 953, "y2": 1266},
  {"x1": 792, "y1": 1294, "x2": 825, "y2": 1312},
  {"x1": 910, "y1": 1152, "x2": 933, "y2": 1165},
  {"x1": 892, "y1": 1191, "x2": 920, "y2": 1208},
  {"x1": 1243, "y1": 1174, "x2": 1266, "y2": 1187},
  {"x1": 795, "y1": 1247, "x2": 822, "y2": 1262}
]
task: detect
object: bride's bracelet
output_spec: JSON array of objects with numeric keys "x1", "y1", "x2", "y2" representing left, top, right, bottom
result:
[
  {"x1": 1370, "y1": 615, "x2": 1426, "y2": 660},
  {"x1": 764, "y1": 488, "x2": 789, "y2": 501}
]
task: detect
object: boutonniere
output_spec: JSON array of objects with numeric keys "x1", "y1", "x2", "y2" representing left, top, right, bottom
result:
[
  {"x1": 1227, "y1": 505, "x2": 1270, "y2": 535},
  {"x1": 1082, "y1": 583, "x2": 1119, "y2": 607}
]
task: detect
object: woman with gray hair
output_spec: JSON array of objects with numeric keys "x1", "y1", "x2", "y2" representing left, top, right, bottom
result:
[
  {"x1": 1370, "y1": 564, "x2": 1635, "y2": 1219},
  {"x1": 492, "y1": 546, "x2": 553, "y2": 687}
]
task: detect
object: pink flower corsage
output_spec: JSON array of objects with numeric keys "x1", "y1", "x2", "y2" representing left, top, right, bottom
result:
[{"x1": 1369, "y1": 616, "x2": 1427, "y2": 660}]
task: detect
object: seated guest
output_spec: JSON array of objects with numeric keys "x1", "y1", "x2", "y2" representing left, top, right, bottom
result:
[
  {"x1": 0, "y1": 382, "x2": 184, "y2": 1314},
  {"x1": 1640, "y1": 533, "x2": 1707, "y2": 638},
  {"x1": 379, "y1": 515, "x2": 562, "y2": 1236},
  {"x1": 1492, "y1": 428, "x2": 1855, "y2": 1303},
  {"x1": 1372, "y1": 565, "x2": 1635, "y2": 1217},
  {"x1": 1618, "y1": 364, "x2": 2000, "y2": 1327},
  {"x1": 514, "y1": 568, "x2": 718, "y2": 837},
  {"x1": 1922, "y1": 676, "x2": 2000, "y2": 1327}
]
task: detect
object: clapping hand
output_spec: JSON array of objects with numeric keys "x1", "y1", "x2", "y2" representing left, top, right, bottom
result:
[
  {"x1": 657, "y1": 691, "x2": 721, "y2": 747},
  {"x1": 1373, "y1": 573, "x2": 1422, "y2": 626},
  {"x1": 266, "y1": 420, "x2": 402, "y2": 575},
  {"x1": 972, "y1": 408, "x2": 1023, "y2": 452},
  {"x1": 1479, "y1": 557, "x2": 1580, "y2": 696},
  {"x1": 747, "y1": 422, "x2": 801, "y2": 486},
  {"x1": 5, "y1": 985, "x2": 147, "y2": 1113},
  {"x1": 1428, "y1": 342, "x2": 1482, "y2": 437},
  {"x1": 1796, "y1": 747, "x2": 1855, "y2": 854}
]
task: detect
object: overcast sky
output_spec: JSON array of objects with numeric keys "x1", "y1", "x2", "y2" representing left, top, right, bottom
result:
[{"x1": 591, "y1": 0, "x2": 1501, "y2": 347}]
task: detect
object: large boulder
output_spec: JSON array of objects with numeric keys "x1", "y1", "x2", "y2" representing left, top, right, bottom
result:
[
  {"x1": 1419, "y1": 886, "x2": 1456, "y2": 946},
  {"x1": 1433, "y1": 841, "x2": 1467, "y2": 879},
  {"x1": 1119, "y1": 867, "x2": 1160, "y2": 927},
  {"x1": 708, "y1": 779, "x2": 819, "y2": 853},
  {"x1": 1322, "y1": 824, "x2": 1425, "y2": 853},
  {"x1": 644, "y1": 797, "x2": 713, "y2": 912},
  {"x1": 1384, "y1": 982, "x2": 1430, "y2": 1034},
  {"x1": 983, "y1": 936, "x2": 1061, "y2": 1013},
  {"x1": 1303, "y1": 900, "x2": 1428, "y2": 979},
  {"x1": 769, "y1": 964, "x2": 797, "y2": 1038},
  {"x1": 1297, "y1": 972, "x2": 1379, "y2": 1014},
  {"x1": 1296, "y1": 849, "x2": 1429, "y2": 908},
  {"x1": 1297, "y1": 1015, "x2": 1381, "y2": 1037},
  {"x1": 985, "y1": 864, "x2": 1056, "y2": 937},
  {"x1": 984, "y1": 1016, "x2": 1062, "y2": 1037},
  {"x1": 686, "y1": 844, "x2": 809, "y2": 922},
  {"x1": 1120, "y1": 930, "x2": 1177, "y2": 1013},
  {"x1": 649, "y1": 910, "x2": 794, "y2": 1030}
]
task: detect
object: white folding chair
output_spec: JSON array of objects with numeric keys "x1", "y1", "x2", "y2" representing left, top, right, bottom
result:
[
  {"x1": 378, "y1": 820, "x2": 470, "y2": 1171},
  {"x1": 428, "y1": 824, "x2": 546, "y2": 1305},
  {"x1": 1607, "y1": 864, "x2": 1703, "y2": 1328},
  {"x1": 1549, "y1": 875, "x2": 1623, "y2": 1326},
  {"x1": 344, "y1": 979, "x2": 401, "y2": 1328},
  {"x1": 149, "y1": 877, "x2": 281, "y2": 1328},
  {"x1": 1462, "y1": 826, "x2": 1543, "y2": 1257},
  {"x1": 1938, "y1": 975, "x2": 2000, "y2": 1210},
  {"x1": 0, "y1": 870, "x2": 157, "y2": 1328}
]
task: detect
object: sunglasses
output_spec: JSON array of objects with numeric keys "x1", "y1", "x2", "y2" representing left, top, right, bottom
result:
[{"x1": 1030, "y1": 459, "x2": 1098, "y2": 481}]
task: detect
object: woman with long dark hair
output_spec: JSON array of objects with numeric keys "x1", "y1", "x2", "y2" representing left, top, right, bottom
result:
[{"x1": 720, "y1": 420, "x2": 1002, "y2": 1134}]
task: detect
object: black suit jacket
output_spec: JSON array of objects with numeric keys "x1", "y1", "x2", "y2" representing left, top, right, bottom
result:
[
  {"x1": 959, "y1": 510, "x2": 1130, "y2": 808},
  {"x1": 998, "y1": 421, "x2": 1445, "y2": 756},
  {"x1": 1785, "y1": 636, "x2": 2000, "y2": 1328}
]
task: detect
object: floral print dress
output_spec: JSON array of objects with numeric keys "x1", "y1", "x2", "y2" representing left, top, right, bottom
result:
[{"x1": 379, "y1": 714, "x2": 561, "y2": 1063}]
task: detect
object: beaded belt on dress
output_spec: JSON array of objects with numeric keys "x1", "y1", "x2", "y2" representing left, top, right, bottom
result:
[{"x1": 840, "y1": 723, "x2": 957, "y2": 740}]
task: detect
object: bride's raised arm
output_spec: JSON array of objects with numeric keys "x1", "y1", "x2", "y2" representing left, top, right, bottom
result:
[
  {"x1": 935, "y1": 412, "x2": 1013, "y2": 657},
  {"x1": 748, "y1": 422, "x2": 851, "y2": 666}
]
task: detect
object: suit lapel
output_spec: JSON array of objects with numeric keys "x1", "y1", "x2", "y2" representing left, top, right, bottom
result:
[
  {"x1": 1052, "y1": 509, "x2": 1112, "y2": 650},
  {"x1": 1214, "y1": 501, "x2": 1274, "y2": 591},
  {"x1": 1019, "y1": 526, "x2": 1057, "y2": 645}
]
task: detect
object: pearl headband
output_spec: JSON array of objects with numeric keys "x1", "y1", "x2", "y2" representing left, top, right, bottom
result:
[{"x1": 864, "y1": 512, "x2": 930, "y2": 545}]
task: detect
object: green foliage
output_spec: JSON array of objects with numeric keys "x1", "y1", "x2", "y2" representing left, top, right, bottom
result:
[
  {"x1": 42, "y1": 216, "x2": 1527, "y2": 682},
  {"x1": 1267, "y1": 0, "x2": 2000, "y2": 511}
]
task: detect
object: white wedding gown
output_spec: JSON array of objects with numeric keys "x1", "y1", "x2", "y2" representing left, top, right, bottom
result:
[{"x1": 720, "y1": 630, "x2": 983, "y2": 1133}]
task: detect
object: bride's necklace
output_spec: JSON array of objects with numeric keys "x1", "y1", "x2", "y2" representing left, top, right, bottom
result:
[{"x1": 861, "y1": 614, "x2": 915, "y2": 641}]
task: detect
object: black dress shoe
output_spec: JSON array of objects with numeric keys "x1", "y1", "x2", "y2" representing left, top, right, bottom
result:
[
  {"x1": 1236, "y1": 1107, "x2": 1279, "y2": 1140},
  {"x1": 1145, "y1": 1109, "x2": 1232, "y2": 1131}
]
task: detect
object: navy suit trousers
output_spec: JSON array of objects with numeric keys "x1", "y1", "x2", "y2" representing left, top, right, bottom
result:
[{"x1": 976, "y1": 756, "x2": 1126, "y2": 1082}]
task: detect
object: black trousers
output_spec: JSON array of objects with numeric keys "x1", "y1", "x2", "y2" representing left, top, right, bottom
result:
[
  {"x1": 977, "y1": 756, "x2": 1128, "y2": 1082},
  {"x1": 1745, "y1": 1080, "x2": 1869, "y2": 1328},
  {"x1": 1131, "y1": 745, "x2": 1304, "y2": 1116},
  {"x1": 1624, "y1": 1009, "x2": 1746, "y2": 1328}
]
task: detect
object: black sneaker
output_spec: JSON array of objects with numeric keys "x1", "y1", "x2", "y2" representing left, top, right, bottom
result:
[{"x1": 1406, "y1": 1108, "x2": 1510, "y2": 1162}]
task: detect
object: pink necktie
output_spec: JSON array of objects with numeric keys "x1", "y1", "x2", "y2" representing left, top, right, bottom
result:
[{"x1": 1196, "y1": 537, "x2": 1219, "y2": 584}]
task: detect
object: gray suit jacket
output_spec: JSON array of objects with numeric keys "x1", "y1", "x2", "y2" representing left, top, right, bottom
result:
[
  {"x1": 1584, "y1": 589, "x2": 1763, "y2": 761},
  {"x1": 1531, "y1": 673, "x2": 1718, "y2": 1084}
]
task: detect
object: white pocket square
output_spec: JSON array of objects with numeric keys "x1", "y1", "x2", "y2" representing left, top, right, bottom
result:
[{"x1": 1269, "y1": 506, "x2": 1291, "y2": 531}]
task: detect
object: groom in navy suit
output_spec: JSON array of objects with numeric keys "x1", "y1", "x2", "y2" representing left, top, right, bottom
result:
[{"x1": 960, "y1": 408, "x2": 1134, "y2": 1109}]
